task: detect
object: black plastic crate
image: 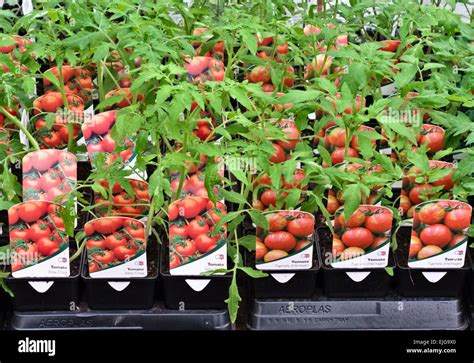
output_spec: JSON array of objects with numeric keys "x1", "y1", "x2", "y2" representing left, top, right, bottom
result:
[
  {"x1": 395, "y1": 227, "x2": 471, "y2": 297},
  {"x1": 317, "y1": 227, "x2": 394, "y2": 298},
  {"x1": 5, "y1": 250, "x2": 82, "y2": 312},
  {"x1": 82, "y1": 240, "x2": 159, "y2": 310},
  {"x1": 244, "y1": 244, "x2": 320, "y2": 299},
  {"x1": 160, "y1": 246, "x2": 231, "y2": 310}
]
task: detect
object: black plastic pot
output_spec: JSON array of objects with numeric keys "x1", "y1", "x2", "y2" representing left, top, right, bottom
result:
[
  {"x1": 82, "y1": 239, "x2": 159, "y2": 310},
  {"x1": 160, "y1": 246, "x2": 231, "y2": 310},
  {"x1": 317, "y1": 227, "x2": 394, "y2": 298},
  {"x1": 245, "y1": 244, "x2": 320, "y2": 299},
  {"x1": 5, "y1": 250, "x2": 82, "y2": 312},
  {"x1": 77, "y1": 160, "x2": 92, "y2": 181},
  {"x1": 395, "y1": 227, "x2": 471, "y2": 297}
]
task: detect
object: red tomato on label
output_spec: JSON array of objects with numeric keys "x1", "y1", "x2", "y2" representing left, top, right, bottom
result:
[
  {"x1": 17, "y1": 202, "x2": 44, "y2": 223},
  {"x1": 420, "y1": 224, "x2": 451, "y2": 248},
  {"x1": 113, "y1": 245, "x2": 136, "y2": 261},
  {"x1": 341, "y1": 227, "x2": 374, "y2": 249},
  {"x1": 364, "y1": 210, "x2": 392, "y2": 233},
  {"x1": 28, "y1": 221, "x2": 51, "y2": 242},
  {"x1": 174, "y1": 239, "x2": 197, "y2": 256},
  {"x1": 37, "y1": 236, "x2": 60, "y2": 256},
  {"x1": 264, "y1": 231, "x2": 296, "y2": 252},
  {"x1": 443, "y1": 207, "x2": 471, "y2": 231},
  {"x1": 286, "y1": 215, "x2": 314, "y2": 237},
  {"x1": 195, "y1": 234, "x2": 217, "y2": 253}
]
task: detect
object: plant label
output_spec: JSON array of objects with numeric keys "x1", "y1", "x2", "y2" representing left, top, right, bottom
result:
[
  {"x1": 168, "y1": 196, "x2": 227, "y2": 275},
  {"x1": 409, "y1": 200, "x2": 471, "y2": 269},
  {"x1": 256, "y1": 210, "x2": 315, "y2": 270},
  {"x1": 9, "y1": 201, "x2": 70, "y2": 278},
  {"x1": 331, "y1": 205, "x2": 393, "y2": 268},
  {"x1": 85, "y1": 217, "x2": 147, "y2": 278}
]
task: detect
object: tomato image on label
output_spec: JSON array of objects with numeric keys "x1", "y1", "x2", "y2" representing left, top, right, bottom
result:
[
  {"x1": 332, "y1": 205, "x2": 393, "y2": 266},
  {"x1": 252, "y1": 168, "x2": 307, "y2": 211},
  {"x1": 256, "y1": 210, "x2": 315, "y2": 270},
  {"x1": 93, "y1": 179, "x2": 150, "y2": 219},
  {"x1": 169, "y1": 153, "x2": 223, "y2": 199},
  {"x1": 400, "y1": 161, "x2": 455, "y2": 219},
  {"x1": 325, "y1": 162, "x2": 383, "y2": 219},
  {"x1": 409, "y1": 200, "x2": 471, "y2": 266},
  {"x1": 42, "y1": 65, "x2": 94, "y2": 105},
  {"x1": 84, "y1": 217, "x2": 147, "y2": 276},
  {"x1": 82, "y1": 110, "x2": 137, "y2": 165},
  {"x1": 168, "y1": 196, "x2": 227, "y2": 274},
  {"x1": 8, "y1": 201, "x2": 69, "y2": 277},
  {"x1": 22, "y1": 150, "x2": 77, "y2": 203},
  {"x1": 32, "y1": 93, "x2": 85, "y2": 149}
]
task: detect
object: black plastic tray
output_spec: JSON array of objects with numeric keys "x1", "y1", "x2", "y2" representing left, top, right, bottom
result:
[
  {"x1": 317, "y1": 227, "x2": 394, "y2": 298},
  {"x1": 245, "y1": 245, "x2": 320, "y2": 299},
  {"x1": 9, "y1": 303, "x2": 231, "y2": 330},
  {"x1": 81, "y1": 240, "x2": 159, "y2": 310},
  {"x1": 395, "y1": 227, "x2": 471, "y2": 297},
  {"x1": 160, "y1": 246, "x2": 231, "y2": 310},
  {"x1": 247, "y1": 293, "x2": 469, "y2": 330}
]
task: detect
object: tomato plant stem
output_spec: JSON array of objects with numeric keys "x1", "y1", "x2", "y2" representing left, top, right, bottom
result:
[{"x1": 1, "y1": 108, "x2": 40, "y2": 150}]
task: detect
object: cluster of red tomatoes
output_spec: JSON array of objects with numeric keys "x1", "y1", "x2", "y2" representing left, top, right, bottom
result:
[
  {"x1": 184, "y1": 56, "x2": 225, "y2": 83},
  {"x1": 246, "y1": 35, "x2": 293, "y2": 92},
  {"x1": 0, "y1": 35, "x2": 31, "y2": 73},
  {"x1": 303, "y1": 23, "x2": 347, "y2": 81},
  {"x1": 94, "y1": 179, "x2": 150, "y2": 218},
  {"x1": 169, "y1": 153, "x2": 222, "y2": 199},
  {"x1": 43, "y1": 65, "x2": 93, "y2": 104},
  {"x1": 267, "y1": 119, "x2": 301, "y2": 164},
  {"x1": 400, "y1": 161, "x2": 455, "y2": 218},
  {"x1": 190, "y1": 100, "x2": 217, "y2": 141},
  {"x1": 386, "y1": 123, "x2": 446, "y2": 163},
  {"x1": 332, "y1": 206, "x2": 392, "y2": 261},
  {"x1": 409, "y1": 200, "x2": 471, "y2": 261},
  {"x1": 85, "y1": 217, "x2": 146, "y2": 273},
  {"x1": 82, "y1": 110, "x2": 135, "y2": 163},
  {"x1": 168, "y1": 197, "x2": 227, "y2": 269},
  {"x1": 322, "y1": 125, "x2": 376, "y2": 166},
  {"x1": 104, "y1": 88, "x2": 144, "y2": 109},
  {"x1": 326, "y1": 163, "x2": 382, "y2": 215},
  {"x1": 256, "y1": 211, "x2": 315, "y2": 263},
  {"x1": 32, "y1": 92, "x2": 84, "y2": 148},
  {"x1": 252, "y1": 169, "x2": 306, "y2": 211},
  {"x1": 0, "y1": 35, "x2": 32, "y2": 54},
  {"x1": 8, "y1": 201, "x2": 67, "y2": 272},
  {"x1": 22, "y1": 150, "x2": 76, "y2": 202},
  {"x1": 0, "y1": 106, "x2": 19, "y2": 149},
  {"x1": 192, "y1": 27, "x2": 225, "y2": 60}
]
